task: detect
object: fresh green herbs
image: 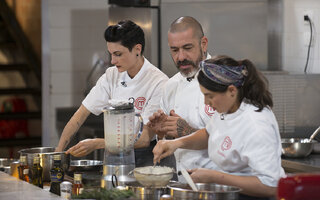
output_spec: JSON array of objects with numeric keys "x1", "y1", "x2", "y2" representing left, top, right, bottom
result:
[{"x1": 72, "y1": 188, "x2": 135, "y2": 200}]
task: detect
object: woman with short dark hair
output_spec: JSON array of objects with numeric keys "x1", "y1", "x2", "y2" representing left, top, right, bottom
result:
[
  {"x1": 56, "y1": 20, "x2": 169, "y2": 163},
  {"x1": 153, "y1": 55, "x2": 285, "y2": 198}
]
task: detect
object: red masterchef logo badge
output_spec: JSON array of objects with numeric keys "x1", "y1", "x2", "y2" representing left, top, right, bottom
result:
[
  {"x1": 205, "y1": 105, "x2": 215, "y2": 116},
  {"x1": 221, "y1": 136, "x2": 232, "y2": 151},
  {"x1": 134, "y1": 97, "x2": 146, "y2": 110}
]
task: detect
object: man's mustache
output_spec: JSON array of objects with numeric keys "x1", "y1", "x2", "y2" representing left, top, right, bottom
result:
[{"x1": 177, "y1": 59, "x2": 195, "y2": 67}]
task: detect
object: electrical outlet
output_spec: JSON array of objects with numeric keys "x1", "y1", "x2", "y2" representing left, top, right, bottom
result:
[{"x1": 303, "y1": 10, "x2": 313, "y2": 25}]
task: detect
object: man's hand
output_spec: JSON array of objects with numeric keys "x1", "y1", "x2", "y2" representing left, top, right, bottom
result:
[
  {"x1": 66, "y1": 138, "x2": 104, "y2": 157},
  {"x1": 162, "y1": 110, "x2": 197, "y2": 138},
  {"x1": 147, "y1": 110, "x2": 168, "y2": 138}
]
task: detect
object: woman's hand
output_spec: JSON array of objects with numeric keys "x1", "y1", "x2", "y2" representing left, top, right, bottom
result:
[
  {"x1": 152, "y1": 139, "x2": 179, "y2": 164},
  {"x1": 188, "y1": 168, "x2": 216, "y2": 183},
  {"x1": 66, "y1": 138, "x2": 104, "y2": 157}
]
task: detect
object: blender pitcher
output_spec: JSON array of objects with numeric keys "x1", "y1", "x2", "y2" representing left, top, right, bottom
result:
[{"x1": 103, "y1": 98, "x2": 143, "y2": 159}]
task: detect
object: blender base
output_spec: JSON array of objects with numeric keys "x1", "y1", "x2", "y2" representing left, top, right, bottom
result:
[{"x1": 101, "y1": 164, "x2": 136, "y2": 189}]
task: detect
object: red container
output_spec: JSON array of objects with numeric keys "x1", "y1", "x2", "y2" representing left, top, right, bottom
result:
[{"x1": 277, "y1": 173, "x2": 320, "y2": 200}]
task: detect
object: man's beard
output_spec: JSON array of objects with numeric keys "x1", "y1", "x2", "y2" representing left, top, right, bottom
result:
[{"x1": 176, "y1": 50, "x2": 203, "y2": 78}]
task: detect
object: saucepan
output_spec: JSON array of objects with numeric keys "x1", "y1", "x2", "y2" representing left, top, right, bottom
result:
[
  {"x1": 167, "y1": 182, "x2": 241, "y2": 200},
  {"x1": 281, "y1": 126, "x2": 320, "y2": 158},
  {"x1": 69, "y1": 160, "x2": 103, "y2": 172}
]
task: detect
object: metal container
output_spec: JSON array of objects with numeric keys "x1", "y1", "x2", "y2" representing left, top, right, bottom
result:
[
  {"x1": 126, "y1": 181, "x2": 169, "y2": 200},
  {"x1": 0, "y1": 158, "x2": 18, "y2": 174},
  {"x1": 168, "y1": 183, "x2": 241, "y2": 200},
  {"x1": 18, "y1": 147, "x2": 70, "y2": 181},
  {"x1": 69, "y1": 160, "x2": 103, "y2": 172},
  {"x1": 281, "y1": 138, "x2": 317, "y2": 158},
  {"x1": 132, "y1": 166, "x2": 174, "y2": 188}
]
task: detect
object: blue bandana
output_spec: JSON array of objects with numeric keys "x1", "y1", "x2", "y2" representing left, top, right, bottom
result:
[{"x1": 199, "y1": 60, "x2": 248, "y2": 87}]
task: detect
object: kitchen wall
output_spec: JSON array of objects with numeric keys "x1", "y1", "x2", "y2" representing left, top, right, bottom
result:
[
  {"x1": 280, "y1": 0, "x2": 320, "y2": 73},
  {"x1": 42, "y1": 0, "x2": 109, "y2": 146}
]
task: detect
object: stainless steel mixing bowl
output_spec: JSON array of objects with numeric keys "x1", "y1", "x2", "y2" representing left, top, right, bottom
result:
[{"x1": 281, "y1": 138, "x2": 317, "y2": 158}]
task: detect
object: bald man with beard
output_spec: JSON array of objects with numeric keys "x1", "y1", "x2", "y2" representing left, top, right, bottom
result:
[{"x1": 148, "y1": 16, "x2": 218, "y2": 183}]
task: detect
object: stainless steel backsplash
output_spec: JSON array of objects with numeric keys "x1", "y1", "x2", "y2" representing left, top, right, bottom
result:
[{"x1": 264, "y1": 72, "x2": 320, "y2": 138}]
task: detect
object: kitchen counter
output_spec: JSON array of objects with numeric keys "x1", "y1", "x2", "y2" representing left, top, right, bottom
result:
[
  {"x1": 282, "y1": 153, "x2": 320, "y2": 173},
  {"x1": 0, "y1": 171, "x2": 63, "y2": 200}
]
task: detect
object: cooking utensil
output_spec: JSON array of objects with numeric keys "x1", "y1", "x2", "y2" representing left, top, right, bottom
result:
[
  {"x1": 131, "y1": 166, "x2": 174, "y2": 188},
  {"x1": 168, "y1": 182, "x2": 241, "y2": 200},
  {"x1": 18, "y1": 147, "x2": 70, "y2": 181},
  {"x1": 69, "y1": 160, "x2": 103, "y2": 172},
  {"x1": 308, "y1": 125, "x2": 320, "y2": 142},
  {"x1": 281, "y1": 138, "x2": 316, "y2": 158},
  {"x1": 180, "y1": 169, "x2": 198, "y2": 191}
]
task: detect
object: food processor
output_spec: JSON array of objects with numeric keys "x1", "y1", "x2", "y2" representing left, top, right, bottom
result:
[{"x1": 101, "y1": 98, "x2": 143, "y2": 189}]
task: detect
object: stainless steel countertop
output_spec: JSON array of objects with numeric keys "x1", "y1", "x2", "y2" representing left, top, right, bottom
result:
[
  {"x1": 0, "y1": 171, "x2": 63, "y2": 200},
  {"x1": 282, "y1": 153, "x2": 320, "y2": 173}
]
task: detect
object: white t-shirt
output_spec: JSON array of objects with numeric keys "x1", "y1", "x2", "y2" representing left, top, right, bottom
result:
[
  {"x1": 206, "y1": 101, "x2": 285, "y2": 187},
  {"x1": 160, "y1": 64, "x2": 217, "y2": 181},
  {"x1": 82, "y1": 57, "x2": 169, "y2": 125}
]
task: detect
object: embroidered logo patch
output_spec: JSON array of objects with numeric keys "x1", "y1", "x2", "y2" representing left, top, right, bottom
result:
[
  {"x1": 134, "y1": 97, "x2": 146, "y2": 110},
  {"x1": 205, "y1": 104, "x2": 215, "y2": 116},
  {"x1": 221, "y1": 136, "x2": 232, "y2": 151}
]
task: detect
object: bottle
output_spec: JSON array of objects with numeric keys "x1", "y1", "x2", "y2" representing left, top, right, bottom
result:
[
  {"x1": 72, "y1": 173, "x2": 84, "y2": 196},
  {"x1": 60, "y1": 181, "x2": 72, "y2": 200},
  {"x1": 31, "y1": 156, "x2": 43, "y2": 188},
  {"x1": 50, "y1": 154, "x2": 64, "y2": 196},
  {"x1": 18, "y1": 155, "x2": 30, "y2": 182}
]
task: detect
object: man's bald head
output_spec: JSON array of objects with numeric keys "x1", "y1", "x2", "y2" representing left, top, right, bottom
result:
[{"x1": 169, "y1": 16, "x2": 204, "y2": 40}]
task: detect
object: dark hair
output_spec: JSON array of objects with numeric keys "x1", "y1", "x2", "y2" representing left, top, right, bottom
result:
[
  {"x1": 104, "y1": 20, "x2": 145, "y2": 54},
  {"x1": 197, "y1": 55, "x2": 273, "y2": 111}
]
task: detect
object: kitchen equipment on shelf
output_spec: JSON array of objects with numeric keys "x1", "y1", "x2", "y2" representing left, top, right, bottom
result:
[
  {"x1": 69, "y1": 160, "x2": 103, "y2": 172},
  {"x1": 131, "y1": 166, "x2": 174, "y2": 188},
  {"x1": 167, "y1": 182, "x2": 241, "y2": 200},
  {"x1": 281, "y1": 138, "x2": 317, "y2": 158},
  {"x1": 101, "y1": 98, "x2": 143, "y2": 189},
  {"x1": 18, "y1": 147, "x2": 70, "y2": 181},
  {"x1": 126, "y1": 181, "x2": 169, "y2": 200},
  {"x1": 277, "y1": 173, "x2": 320, "y2": 200}
]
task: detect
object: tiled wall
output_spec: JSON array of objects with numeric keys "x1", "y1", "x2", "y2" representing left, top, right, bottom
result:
[
  {"x1": 42, "y1": 0, "x2": 109, "y2": 146},
  {"x1": 282, "y1": 0, "x2": 320, "y2": 73}
]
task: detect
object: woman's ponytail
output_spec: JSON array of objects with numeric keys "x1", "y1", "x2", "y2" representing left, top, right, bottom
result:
[{"x1": 239, "y1": 59, "x2": 273, "y2": 111}]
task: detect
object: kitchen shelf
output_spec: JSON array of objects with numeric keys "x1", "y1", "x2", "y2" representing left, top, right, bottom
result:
[{"x1": 0, "y1": 137, "x2": 41, "y2": 147}]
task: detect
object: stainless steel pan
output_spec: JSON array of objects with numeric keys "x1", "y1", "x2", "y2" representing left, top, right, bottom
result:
[{"x1": 281, "y1": 126, "x2": 320, "y2": 158}]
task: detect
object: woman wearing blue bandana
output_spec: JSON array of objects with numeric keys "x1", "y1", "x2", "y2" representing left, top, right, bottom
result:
[{"x1": 153, "y1": 55, "x2": 285, "y2": 199}]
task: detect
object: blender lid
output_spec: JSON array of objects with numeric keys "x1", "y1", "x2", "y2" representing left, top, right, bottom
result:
[{"x1": 103, "y1": 98, "x2": 134, "y2": 110}]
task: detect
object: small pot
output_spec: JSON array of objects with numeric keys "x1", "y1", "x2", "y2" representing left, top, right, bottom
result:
[
  {"x1": 281, "y1": 138, "x2": 316, "y2": 158},
  {"x1": 69, "y1": 160, "x2": 103, "y2": 172},
  {"x1": 18, "y1": 147, "x2": 70, "y2": 181},
  {"x1": 168, "y1": 182, "x2": 241, "y2": 200}
]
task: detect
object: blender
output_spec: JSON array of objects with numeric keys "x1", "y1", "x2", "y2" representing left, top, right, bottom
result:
[{"x1": 101, "y1": 98, "x2": 143, "y2": 189}]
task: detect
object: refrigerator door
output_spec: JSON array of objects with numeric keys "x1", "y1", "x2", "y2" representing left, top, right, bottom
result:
[{"x1": 108, "y1": 7, "x2": 159, "y2": 68}]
